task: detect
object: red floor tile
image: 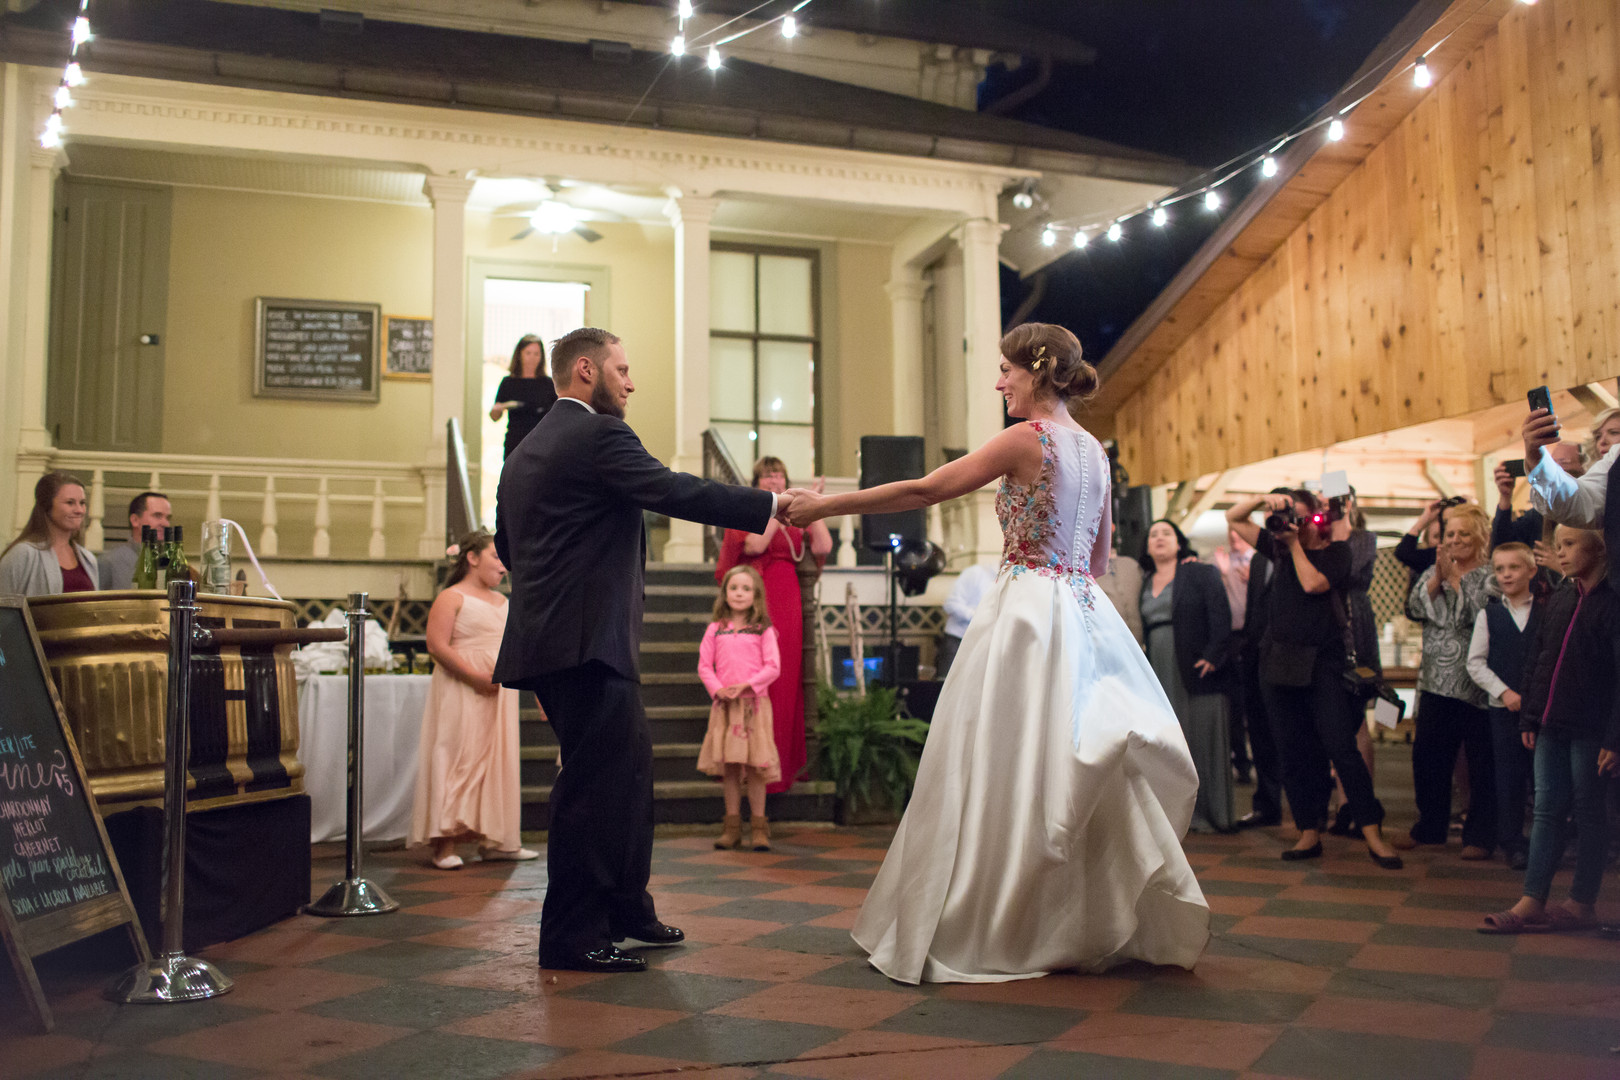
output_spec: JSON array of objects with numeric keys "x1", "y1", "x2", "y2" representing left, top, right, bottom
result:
[
  {"x1": 679, "y1": 849, "x2": 798, "y2": 868},
  {"x1": 779, "y1": 1043, "x2": 1033, "y2": 1080},
  {"x1": 1295, "y1": 994, "x2": 1492, "y2": 1042},
  {"x1": 1348, "y1": 943, "x2": 1511, "y2": 979},
  {"x1": 404, "y1": 895, "x2": 546, "y2": 920},
  {"x1": 779, "y1": 831, "x2": 871, "y2": 848},
  {"x1": 754, "y1": 885, "x2": 873, "y2": 907},
  {"x1": 1227, "y1": 915, "x2": 1379, "y2": 943},
  {"x1": 1207, "y1": 894, "x2": 1270, "y2": 917},
  {"x1": 1386, "y1": 904, "x2": 1493, "y2": 930},
  {"x1": 1468, "y1": 1046, "x2": 1620, "y2": 1080},
  {"x1": 420, "y1": 952, "x2": 558, "y2": 993},
  {"x1": 1276, "y1": 884, "x2": 1405, "y2": 907},
  {"x1": 0, "y1": 1032, "x2": 99, "y2": 1078},
  {"x1": 447, "y1": 997, "x2": 686, "y2": 1048},
  {"x1": 1048, "y1": 1012, "x2": 1282, "y2": 1070},
  {"x1": 806, "y1": 908, "x2": 863, "y2": 930},
  {"x1": 1200, "y1": 865, "x2": 1310, "y2": 886},
  {"x1": 646, "y1": 890, "x2": 737, "y2": 915},
  {"x1": 1510, "y1": 932, "x2": 1620, "y2": 960},
  {"x1": 148, "y1": 1012, "x2": 410, "y2": 1072},
  {"x1": 940, "y1": 973, "x2": 1141, "y2": 1012},
  {"x1": 711, "y1": 981, "x2": 923, "y2": 1029},
  {"x1": 201, "y1": 927, "x2": 385, "y2": 965},
  {"x1": 408, "y1": 921, "x2": 537, "y2": 953},
  {"x1": 670, "y1": 913, "x2": 787, "y2": 945},
  {"x1": 1493, "y1": 980, "x2": 1620, "y2": 1019},
  {"x1": 720, "y1": 867, "x2": 843, "y2": 885},
  {"x1": 214, "y1": 966, "x2": 388, "y2": 1012},
  {"x1": 1176, "y1": 954, "x2": 1335, "y2": 995},
  {"x1": 660, "y1": 944, "x2": 845, "y2": 982}
]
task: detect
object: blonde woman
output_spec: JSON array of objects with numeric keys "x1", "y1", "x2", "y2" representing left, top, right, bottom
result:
[{"x1": 1400, "y1": 503, "x2": 1496, "y2": 858}]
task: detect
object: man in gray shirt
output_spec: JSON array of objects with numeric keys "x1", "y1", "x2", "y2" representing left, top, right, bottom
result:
[{"x1": 99, "y1": 491, "x2": 171, "y2": 589}]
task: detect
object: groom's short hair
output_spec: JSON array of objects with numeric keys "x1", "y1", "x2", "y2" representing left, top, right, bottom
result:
[{"x1": 551, "y1": 328, "x2": 621, "y2": 389}]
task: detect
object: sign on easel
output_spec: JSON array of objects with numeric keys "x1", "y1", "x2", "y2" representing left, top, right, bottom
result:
[{"x1": 0, "y1": 597, "x2": 148, "y2": 1031}]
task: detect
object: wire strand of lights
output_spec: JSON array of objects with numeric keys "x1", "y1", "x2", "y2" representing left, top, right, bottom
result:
[
  {"x1": 673, "y1": 0, "x2": 814, "y2": 63},
  {"x1": 40, "y1": 1, "x2": 91, "y2": 148},
  {"x1": 1028, "y1": 0, "x2": 1497, "y2": 251}
]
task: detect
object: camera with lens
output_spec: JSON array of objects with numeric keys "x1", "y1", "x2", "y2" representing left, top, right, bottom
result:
[{"x1": 1264, "y1": 504, "x2": 1298, "y2": 533}]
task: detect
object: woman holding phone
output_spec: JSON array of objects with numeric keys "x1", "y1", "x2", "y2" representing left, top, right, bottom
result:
[{"x1": 491, "y1": 334, "x2": 558, "y2": 459}]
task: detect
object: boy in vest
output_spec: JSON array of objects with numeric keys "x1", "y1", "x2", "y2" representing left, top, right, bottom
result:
[{"x1": 1465, "y1": 542, "x2": 1538, "y2": 870}]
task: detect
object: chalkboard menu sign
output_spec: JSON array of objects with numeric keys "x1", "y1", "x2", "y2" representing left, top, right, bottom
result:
[
  {"x1": 384, "y1": 315, "x2": 433, "y2": 380},
  {"x1": 0, "y1": 598, "x2": 146, "y2": 1030},
  {"x1": 254, "y1": 298, "x2": 381, "y2": 403}
]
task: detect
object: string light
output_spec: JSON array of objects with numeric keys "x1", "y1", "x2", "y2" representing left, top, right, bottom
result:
[
  {"x1": 1413, "y1": 57, "x2": 1432, "y2": 87},
  {"x1": 678, "y1": 0, "x2": 694, "y2": 18},
  {"x1": 64, "y1": 62, "x2": 85, "y2": 87},
  {"x1": 1327, "y1": 118, "x2": 1345, "y2": 141},
  {"x1": 671, "y1": 33, "x2": 686, "y2": 55},
  {"x1": 1107, "y1": 222, "x2": 1123, "y2": 242},
  {"x1": 41, "y1": 3, "x2": 92, "y2": 149},
  {"x1": 1204, "y1": 190, "x2": 1221, "y2": 211},
  {"x1": 1151, "y1": 206, "x2": 1168, "y2": 227},
  {"x1": 54, "y1": 84, "x2": 72, "y2": 109},
  {"x1": 1040, "y1": 227, "x2": 1057, "y2": 247},
  {"x1": 781, "y1": 14, "x2": 797, "y2": 37},
  {"x1": 707, "y1": 44, "x2": 722, "y2": 69},
  {"x1": 1261, "y1": 155, "x2": 1279, "y2": 178},
  {"x1": 1072, "y1": 230, "x2": 1089, "y2": 249},
  {"x1": 676, "y1": 1, "x2": 817, "y2": 59},
  {"x1": 71, "y1": 15, "x2": 91, "y2": 47}
]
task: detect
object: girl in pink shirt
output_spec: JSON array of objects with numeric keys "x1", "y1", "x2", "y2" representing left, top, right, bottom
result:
[{"x1": 698, "y1": 565, "x2": 783, "y2": 850}]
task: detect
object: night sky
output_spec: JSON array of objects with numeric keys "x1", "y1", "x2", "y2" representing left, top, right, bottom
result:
[{"x1": 983, "y1": 0, "x2": 1417, "y2": 362}]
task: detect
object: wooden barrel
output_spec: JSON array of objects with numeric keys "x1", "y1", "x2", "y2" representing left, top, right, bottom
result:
[{"x1": 27, "y1": 591, "x2": 309, "y2": 815}]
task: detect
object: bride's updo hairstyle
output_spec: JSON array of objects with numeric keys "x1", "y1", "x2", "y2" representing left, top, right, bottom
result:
[{"x1": 998, "y1": 322, "x2": 1098, "y2": 404}]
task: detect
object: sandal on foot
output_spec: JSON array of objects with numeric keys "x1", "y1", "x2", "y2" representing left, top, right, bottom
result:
[
  {"x1": 1478, "y1": 909, "x2": 1552, "y2": 934},
  {"x1": 431, "y1": 853, "x2": 464, "y2": 870}
]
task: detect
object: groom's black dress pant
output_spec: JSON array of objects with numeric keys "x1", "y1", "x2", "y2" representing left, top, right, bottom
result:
[{"x1": 532, "y1": 660, "x2": 659, "y2": 965}]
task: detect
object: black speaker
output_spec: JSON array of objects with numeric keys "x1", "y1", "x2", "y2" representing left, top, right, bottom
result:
[
  {"x1": 1113, "y1": 484, "x2": 1154, "y2": 562},
  {"x1": 859, "y1": 436, "x2": 926, "y2": 552}
]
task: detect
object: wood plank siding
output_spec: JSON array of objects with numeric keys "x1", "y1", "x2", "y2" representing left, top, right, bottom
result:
[{"x1": 1099, "y1": 0, "x2": 1620, "y2": 485}]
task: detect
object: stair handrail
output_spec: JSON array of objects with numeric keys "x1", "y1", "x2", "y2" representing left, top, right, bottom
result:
[
  {"x1": 700, "y1": 427, "x2": 747, "y2": 562},
  {"x1": 446, "y1": 417, "x2": 477, "y2": 547}
]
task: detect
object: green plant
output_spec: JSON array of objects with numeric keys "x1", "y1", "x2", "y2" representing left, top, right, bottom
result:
[{"x1": 813, "y1": 683, "x2": 930, "y2": 816}]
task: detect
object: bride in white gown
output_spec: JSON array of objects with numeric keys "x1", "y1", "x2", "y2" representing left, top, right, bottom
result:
[{"x1": 785, "y1": 322, "x2": 1209, "y2": 984}]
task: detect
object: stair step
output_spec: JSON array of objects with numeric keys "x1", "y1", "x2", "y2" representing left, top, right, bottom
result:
[
  {"x1": 641, "y1": 641, "x2": 701, "y2": 653},
  {"x1": 519, "y1": 742, "x2": 703, "y2": 761},
  {"x1": 645, "y1": 705, "x2": 711, "y2": 720},
  {"x1": 642, "y1": 672, "x2": 703, "y2": 685},
  {"x1": 522, "y1": 779, "x2": 836, "y2": 804}
]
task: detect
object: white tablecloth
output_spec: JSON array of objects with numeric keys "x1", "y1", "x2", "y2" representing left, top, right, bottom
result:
[{"x1": 297, "y1": 674, "x2": 431, "y2": 843}]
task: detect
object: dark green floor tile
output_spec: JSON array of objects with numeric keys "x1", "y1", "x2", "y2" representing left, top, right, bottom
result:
[
  {"x1": 873, "y1": 999, "x2": 1083, "y2": 1044},
  {"x1": 800, "y1": 872, "x2": 881, "y2": 889},
  {"x1": 1301, "y1": 872, "x2": 1410, "y2": 892},
  {"x1": 26, "y1": 1051, "x2": 258, "y2": 1080},
  {"x1": 49, "y1": 1000, "x2": 267, "y2": 1046},
  {"x1": 1324, "y1": 968, "x2": 1498, "y2": 1009},
  {"x1": 655, "y1": 876, "x2": 786, "y2": 898},
  {"x1": 764, "y1": 857, "x2": 883, "y2": 875},
  {"x1": 1197, "y1": 878, "x2": 1285, "y2": 898},
  {"x1": 561, "y1": 968, "x2": 768, "y2": 1011},
  {"x1": 1368, "y1": 923, "x2": 1514, "y2": 952},
  {"x1": 1485, "y1": 1010, "x2": 1620, "y2": 1057},
  {"x1": 610, "y1": 1012, "x2": 843, "y2": 1063},
  {"x1": 700, "y1": 898, "x2": 842, "y2": 923},
  {"x1": 310, "y1": 912, "x2": 470, "y2": 939},
  {"x1": 1257, "y1": 898, "x2": 1394, "y2": 922},
  {"x1": 638, "y1": 941, "x2": 711, "y2": 968},
  {"x1": 1119, "y1": 981, "x2": 1312, "y2": 1023},
  {"x1": 1422, "y1": 862, "x2": 1513, "y2": 880},
  {"x1": 1001, "y1": 1050, "x2": 1236, "y2": 1080},
  {"x1": 744, "y1": 924, "x2": 866, "y2": 956},
  {"x1": 313, "y1": 1030, "x2": 566, "y2": 1080},
  {"x1": 384, "y1": 889, "x2": 461, "y2": 909},
  {"x1": 309, "y1": 941, "x2": 498, "y2": 979},
  {"x1": 1508, "y1": 952, "x2": 1620, "y2": 985},
  {"x1": 1401, "y1": 892, "x2": 1506, "y2": 913},
  {"x1": 1206, "y1": 934, "x2": 1361, "y2": 968},
  {"x1": 804, "y1": 958, "x2": 944, "y2": 994},
  {"x1": 1251, "y1": 1027, "x2": 1470, "y2": 1080},
  {"x1": 1210, "y1": 913, "x2": 1242, "y2": 936},
  {"x1": 304, "y1": 981, "x2": 525, "y2": 1029}
]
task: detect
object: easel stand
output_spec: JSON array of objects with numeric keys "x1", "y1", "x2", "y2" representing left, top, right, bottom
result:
[
  {"x1": 106, "y1": 580, "x2": 234, "y2": 1004},
  {"x1": 306, "y1": 592, "x2": 398, "y2": 917}
]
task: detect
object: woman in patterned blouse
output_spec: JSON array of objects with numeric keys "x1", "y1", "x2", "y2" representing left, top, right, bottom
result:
[{"x1": 1400, "y1": 503, "x2": 1496, "y2": 859}]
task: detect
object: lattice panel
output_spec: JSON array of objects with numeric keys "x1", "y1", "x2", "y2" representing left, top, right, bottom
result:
[
  {"x1": 818, "y1": 604, "x2": 945, "y2": 640},
  {"x1": 291, "y1": 598, "x2": 432, "y2": 638},
  {"x1": 1367, "y1": 549, "x2": 1410, "y2": 630}
]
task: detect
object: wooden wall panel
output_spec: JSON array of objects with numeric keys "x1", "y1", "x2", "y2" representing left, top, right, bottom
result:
[{"x1": 1111, "y1": 0, "x2": 1620, "y2": 485}]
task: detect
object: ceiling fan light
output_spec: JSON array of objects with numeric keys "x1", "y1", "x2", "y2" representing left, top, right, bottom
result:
[{"x1": 528, "y1": 200, "x2": 581, "y2": 235}]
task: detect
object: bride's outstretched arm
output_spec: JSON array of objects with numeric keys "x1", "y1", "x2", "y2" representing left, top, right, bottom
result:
[{"x1": 783, "y1": 424, "x2": 1041, "y2": 526}]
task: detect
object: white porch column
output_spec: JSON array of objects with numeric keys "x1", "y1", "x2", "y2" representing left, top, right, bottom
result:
[
  {"x1": 420, "y1": 173, "x2": 474, "y2": 558},
  {"x1": 662, "y1": 192, "x2": 719, "y2": 564},
  {"x1": 959, "y1": 217, "x2": 1006, "y2": 565},
  {"x1": 885, "y1": 268, "x2": 929, "y2": 437},
  {"x1": 18, "y1": 145, "x2": 65, "y2": 456}
]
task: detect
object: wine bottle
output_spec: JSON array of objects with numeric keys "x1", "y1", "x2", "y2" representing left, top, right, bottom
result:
[
  {"x1": 166, "y1": 524, "x2": 194, "y2": 584},
  {"x1": 154, "y1": 527, "x2": 172, "y2": 590},
  {"x1": 134, "y1": 527, "x2": 158, "y2": 590}
]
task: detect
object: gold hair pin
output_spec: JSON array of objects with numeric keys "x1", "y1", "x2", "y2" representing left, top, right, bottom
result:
[{"x1": 1032, "y1": 344, "x2": 1049, "y2": 371}]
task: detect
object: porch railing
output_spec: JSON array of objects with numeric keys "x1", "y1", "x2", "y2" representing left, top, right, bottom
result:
[
  {"x1": 24, "y1": 449, "x2": 429, "y2": 560},
  {"x1": 700, "y1": 427, "x2": 746, "y2": 562}
]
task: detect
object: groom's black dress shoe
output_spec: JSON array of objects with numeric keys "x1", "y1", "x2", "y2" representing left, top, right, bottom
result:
[
  {"x1": 614, "y1": 922, "x2": 685, "y2": 948},
  {"x1": 544, "y1": 947, "x2": 647, "y2": 973}
]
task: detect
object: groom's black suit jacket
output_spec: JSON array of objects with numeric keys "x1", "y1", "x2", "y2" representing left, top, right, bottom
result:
[{"x1": 493, "y1": 399, "x2": 774, "y2": 688}]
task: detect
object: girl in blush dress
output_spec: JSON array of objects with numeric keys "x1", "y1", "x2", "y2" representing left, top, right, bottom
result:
[
  {"x1": 698, "y1": 565, "x2": 783, "y2": 851},
  {"x1": 410, "y1": 531, "x2": 536, "y2": 869}
]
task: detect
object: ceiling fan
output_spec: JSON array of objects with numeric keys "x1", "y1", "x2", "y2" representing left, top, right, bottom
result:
[{"x1": 496, "y1": 182, "x2": 611, "y2": 244}]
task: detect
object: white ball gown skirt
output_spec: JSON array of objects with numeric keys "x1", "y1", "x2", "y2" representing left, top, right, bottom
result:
[{"x1": 851, "y1": 567, "x2": 1211, "y2": 984}]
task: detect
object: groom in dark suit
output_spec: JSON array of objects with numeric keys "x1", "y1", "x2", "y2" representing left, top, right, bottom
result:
[{"x1": 494, "y1": 327, "x2": 786, "y2": 973}]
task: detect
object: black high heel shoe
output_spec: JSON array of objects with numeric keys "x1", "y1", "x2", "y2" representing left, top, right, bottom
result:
[
  {"x1": 1281, "y1": 842, "x2": 1323, "y2": 861},
  {"x1": 1368, "y1": 848, "x2": 1404, "y2": 871},
  {"x1": 1326, "y1": 804, "x2": 1356, "y2": 837}
]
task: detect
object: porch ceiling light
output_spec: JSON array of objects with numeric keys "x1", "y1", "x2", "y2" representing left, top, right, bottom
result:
[
  {"x1": 528, "y1": 200, "x2": 581, "y2": 235},
  {"x1": 782, "y1": 15, "x2": 797, "y2": 38},
  {"x1": 1326, "y1": 118, "x2": 1345, "y2": 142}
]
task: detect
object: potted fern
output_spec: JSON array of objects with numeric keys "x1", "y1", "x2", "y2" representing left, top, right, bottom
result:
[{"x1": 813, "y1": 683, "x2": 930, "y2": 825}]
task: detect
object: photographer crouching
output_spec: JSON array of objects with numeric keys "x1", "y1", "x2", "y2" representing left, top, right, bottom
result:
[{"x1": 1226, "y1": 490, "x2": 1404, "y2": 870}]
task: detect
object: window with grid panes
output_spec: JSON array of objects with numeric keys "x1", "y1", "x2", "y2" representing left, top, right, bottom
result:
[{"x1": 709, "y1": 244, "x2": 819, "y2": 480}]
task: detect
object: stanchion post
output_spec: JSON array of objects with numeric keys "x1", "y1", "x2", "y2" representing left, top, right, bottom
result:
[
  {"x1": 306, "y1": 592, "x2": 398, "y2": 917},
  {"x1": 106, "y1": 580, "x2": 235, "y2": 1004}
]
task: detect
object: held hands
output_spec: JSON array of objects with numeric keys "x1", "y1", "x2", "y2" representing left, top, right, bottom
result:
[{"x1": 782, "y1": 487, "x2": 826, "y2": 528}]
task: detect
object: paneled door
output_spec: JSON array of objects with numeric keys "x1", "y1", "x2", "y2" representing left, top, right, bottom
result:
[{"x1": 48, "y1": 179, "x2": 171, "y2": 452}]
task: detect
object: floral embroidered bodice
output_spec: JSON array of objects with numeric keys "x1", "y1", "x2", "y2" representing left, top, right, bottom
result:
[{"x1": 996, "y1": 421, "x2": 1112, "y2": 596}]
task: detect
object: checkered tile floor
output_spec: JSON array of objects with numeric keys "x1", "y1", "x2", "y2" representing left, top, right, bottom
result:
[{"x1": 5, "y1": 775, "x2": 1620, "y2": 1077}]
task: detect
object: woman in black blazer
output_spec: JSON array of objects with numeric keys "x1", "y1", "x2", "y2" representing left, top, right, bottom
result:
[{"x1": 1139, "y1": 519, "x2": 1236, "y2": 832}]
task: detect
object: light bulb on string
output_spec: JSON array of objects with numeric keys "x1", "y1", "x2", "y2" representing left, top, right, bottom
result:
[
  {"x1": 1327, "y1": 118, "x2": 1345, "y2": 141},
  {"x1": 671, "y1": 34, "x2": 686, "y2": 55},
  {"x1": 1204, "y1": 190, "x2": 1221, "y2": 211},
  {"x1": 678, "y1": 0, "x2": 693, "y2": 17},
  {"x1": 1413, "y1": 58, "x2": 1432, "y2": 88},
  {"x1": 64, "y1": 61, "x2": 85, "y2": 87},
  {"x1": 71, "y1": 16, "x2": 91, "y2": 47},
  {"x1": 1261, "y1": 155, "x2": 1278, "y2": 178},
  {"x1": 1151, "y1": 206, "x2": 1167, "y2": 227},
  {"x1": 1107, "y1": 221, "x2": 1123, "y2": 242},
  {"x1": 54, "y1": 84, "x2": 72, "y2": 109},
  {"x1": 1012, "y1": 190, "x2": 1033, "y2": 210},
  {"x1": 707, "y1": 45, "x2": 722, "y2": 70},
  {"x1": 1072, "y1": 230, "x2": 1089, "y2": 249},
  {"x1": 782, "y1": 15, "x2": 797, "y2": 38},
  {"x1": 1040, "y1": 227, "x2": 1056, "y2": 247}
]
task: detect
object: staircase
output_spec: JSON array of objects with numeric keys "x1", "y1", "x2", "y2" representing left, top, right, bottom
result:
[{"x1": 518, "y1": 563, "x2": 837, "y2": 830}]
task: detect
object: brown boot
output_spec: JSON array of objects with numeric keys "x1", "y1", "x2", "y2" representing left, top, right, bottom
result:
[
  {"x1": 715, "y1": 814, "x2": 742, "y2": 850},
  {"x1": 750, "y1": 815, "x2": 771, "y2": 852}
]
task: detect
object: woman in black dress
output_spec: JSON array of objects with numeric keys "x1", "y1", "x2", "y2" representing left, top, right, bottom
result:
[{"x1": 491, "y1": 334, "x2": 558, "y2": 459}]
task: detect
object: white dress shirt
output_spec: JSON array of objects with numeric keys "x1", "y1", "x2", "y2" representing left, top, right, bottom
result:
[
  {"x1": 1528, "y1": 441, "x2": 1615, "y2": 528},
  {"x1": 943, "y1": 564, "x2": 996, "y2": 638},
  {"x1": 1465, "y1": 596, "x2": 1532, "y2": 707}
]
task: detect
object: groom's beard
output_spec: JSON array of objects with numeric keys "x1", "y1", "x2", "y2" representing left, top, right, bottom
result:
[{"x1": 591, "y1": 380, "x2": 624, "y2": 419}]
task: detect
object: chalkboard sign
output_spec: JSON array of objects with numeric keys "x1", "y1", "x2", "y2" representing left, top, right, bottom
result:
[
  {"x1": 384, "y1": 315, "x2": 433, "y2": 380},
  {"x1": 0, "y1": 598, "x2": 147, "y2": 1031},
  {"x1": 254, "y1": 298, "x2": 381, "y2": 403}
]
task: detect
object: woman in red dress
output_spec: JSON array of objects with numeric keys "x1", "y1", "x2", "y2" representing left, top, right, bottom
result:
[{"x1": 717, "y1": 457, "x2": 833, "y2": 794}]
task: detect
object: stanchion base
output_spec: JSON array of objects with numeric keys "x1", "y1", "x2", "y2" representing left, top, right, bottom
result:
[
  {"x1": 105, "y1": 954, "x2": 235, "y2": 1004},
  {"x1": 305, "y1": 877, "x2": 399, "y2": 917}
]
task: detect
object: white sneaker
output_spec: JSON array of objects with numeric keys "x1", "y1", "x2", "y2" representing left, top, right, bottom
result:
[{"x1": 479, "y1": 847, "x2": 539, "y2": 862}]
